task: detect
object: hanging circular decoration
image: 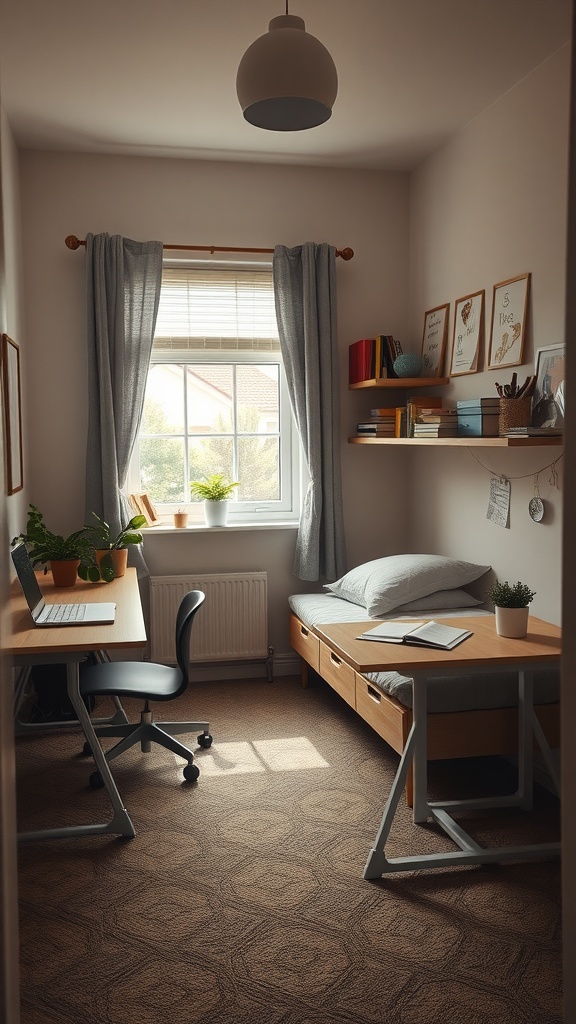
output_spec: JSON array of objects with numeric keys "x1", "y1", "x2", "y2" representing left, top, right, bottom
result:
[{"x1": 529, "y1": 475, "x2": 545, "y2": 522}]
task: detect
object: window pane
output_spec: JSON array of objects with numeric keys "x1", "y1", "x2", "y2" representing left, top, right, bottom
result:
[
  {"x1": 187, "y1": 365, "x2": 233, "y2": 434},
  {"x1": 237, "y1": 364, "x2": 279, "y2": 433},
  {"x1": 142, "y1": 364, "x2": 184, "y2": 434},
  {"x1": 189, "y1": 437, "x2": 234, "y2": 494},
  {"x1": 140, "y1": 437, "x2": 185, "y2": 503},
  {"x1": 238, "y1": 436, "x2": 280, "y2": 500}
]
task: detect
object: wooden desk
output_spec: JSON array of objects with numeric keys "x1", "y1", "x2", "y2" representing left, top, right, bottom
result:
[
  {"x1": 314, "y1": 615, "x2": 561, "y2": 878},
  {"x1": 6, "y1": 568, "x2": 147, "y2": 842}
]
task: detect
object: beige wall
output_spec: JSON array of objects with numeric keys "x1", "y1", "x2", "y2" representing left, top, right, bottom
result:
[
  {"x1": 407, "y1": 46, "x2": 570, "y2": 624},
  {"x1": 18, "y1": 153, "x2": 411, "y2": 662}
]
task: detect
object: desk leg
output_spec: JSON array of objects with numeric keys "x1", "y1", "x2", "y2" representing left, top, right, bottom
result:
[{"x1": 17, "y1": 662, "x2": 135, "y2": 843}]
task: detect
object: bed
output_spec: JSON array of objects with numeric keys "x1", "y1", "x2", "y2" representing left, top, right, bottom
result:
[{"x1": 289, "y1": 554, "x2": 560, "y2": 804}]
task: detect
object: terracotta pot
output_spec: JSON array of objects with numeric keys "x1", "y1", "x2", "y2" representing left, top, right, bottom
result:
[
  {"x1": 203, "y1": 500, "x2": 228, "y2": 527},
  {"x1": 50, "y1": 559, "x2": 80, "y2": 587},
  {"x1": 174, "y1": 512, "x2": 189, "y2": 528},
  {"x1": 95, "y1": 547, "x2": 129, "y2": 578},
  {"x1": 495, "y1": 605, "x2": 529, "y2": 638}
]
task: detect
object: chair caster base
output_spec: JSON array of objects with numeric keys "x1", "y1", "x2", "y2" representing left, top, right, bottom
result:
[
  {"x1": 197, "y1": 733, "x2": 213, "y2": 748},
  {"x1": 183, "y1": 762, "x2": 200, "y2": 782},
  {"x1": 89, "y1": 771, "x2": 104, "y2": 789},
  {"x1": 82, "y1": 741, "x2": 92, "y2": 757}
]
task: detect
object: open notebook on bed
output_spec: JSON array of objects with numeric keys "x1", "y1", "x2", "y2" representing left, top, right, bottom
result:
[{"x1": 11, "y1": 542, "x2": 116, "y2": 626}]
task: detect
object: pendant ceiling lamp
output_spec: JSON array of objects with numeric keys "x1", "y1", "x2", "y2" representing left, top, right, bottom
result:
[{"x1": 236, "y1": 4, "x2": 338, "y2": 131}]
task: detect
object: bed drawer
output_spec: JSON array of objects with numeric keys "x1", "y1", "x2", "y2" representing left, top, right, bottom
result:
[
  {"x1": 355, "y1": 674, "x2": 410, "y2": 754},
  {"x1": 290, "y1": 615, "x2": 320, "y2": 672},
  {"x1": 319, "y1": 642, "x2": 356, "y2": 709}
]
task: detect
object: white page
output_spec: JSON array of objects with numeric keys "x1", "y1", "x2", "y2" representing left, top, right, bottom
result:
[{"x1": 357, "y1": 620, "x2": 427, "y2": 641}]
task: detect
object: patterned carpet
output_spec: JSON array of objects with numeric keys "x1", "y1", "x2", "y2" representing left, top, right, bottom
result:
[{"x1": 16, "y1": 675, "x2": 561, "y2": 1024}]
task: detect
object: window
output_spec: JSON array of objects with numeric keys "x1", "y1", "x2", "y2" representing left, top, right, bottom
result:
[{"x1": 129, "y1": 263, "x2": 301, "y2": 523}]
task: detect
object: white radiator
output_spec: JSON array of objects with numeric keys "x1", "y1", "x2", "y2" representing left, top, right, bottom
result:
[{"x1": 149, "y1": 572, "x2": 268, "y2": 665}]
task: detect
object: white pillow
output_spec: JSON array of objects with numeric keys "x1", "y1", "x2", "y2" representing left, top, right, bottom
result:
[
  {"x1": 395, "y1": 588, "x2": 483, "y2": 612},
  {"x1": 324, "y1": 554, "x2": 490, "y2": 617}
]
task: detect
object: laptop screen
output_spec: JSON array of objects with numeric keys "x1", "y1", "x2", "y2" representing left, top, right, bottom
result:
[{"x1": 11, "y1": 542, "x2": 45, "y2": 616}]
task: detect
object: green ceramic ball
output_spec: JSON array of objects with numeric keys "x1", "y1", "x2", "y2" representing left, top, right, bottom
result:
[{"x1": 393, "y1": 354, "x2": 422, "y2": 378}]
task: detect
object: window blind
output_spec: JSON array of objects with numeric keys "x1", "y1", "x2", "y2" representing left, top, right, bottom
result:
[{"x1": 153, "y1": 266, "x2": 280, "y2": 352}]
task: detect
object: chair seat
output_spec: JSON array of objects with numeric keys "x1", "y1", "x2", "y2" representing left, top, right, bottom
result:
[{"x1": 80, "y1": 660, "x2": 184, "y2": 702}]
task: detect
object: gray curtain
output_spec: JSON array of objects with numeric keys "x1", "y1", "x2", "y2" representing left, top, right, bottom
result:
[
  {"x1": 273, "y1": 242, "x2": 347, "y2": 581},
  {"x1": 85, "y1": 233, "x2": 163, "y2": 576}
]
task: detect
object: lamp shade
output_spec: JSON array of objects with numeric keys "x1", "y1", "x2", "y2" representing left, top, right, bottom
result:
[{"x1": 236, "y1": 14, "x2": 338, "y2": 131}]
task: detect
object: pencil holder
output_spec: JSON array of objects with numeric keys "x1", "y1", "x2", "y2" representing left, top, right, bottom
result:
[{"x1": 499, "y1": 397, "x2": 532, "y2": 434}]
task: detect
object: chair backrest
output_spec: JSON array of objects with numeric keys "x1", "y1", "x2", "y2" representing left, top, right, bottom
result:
[{"x1": 174, "y1": 590, "x2": 206, "y2": 692}]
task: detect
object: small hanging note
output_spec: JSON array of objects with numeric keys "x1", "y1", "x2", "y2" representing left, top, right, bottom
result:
[{"x1": 487, "y1": 475, "x2": 510, "y2": 528}]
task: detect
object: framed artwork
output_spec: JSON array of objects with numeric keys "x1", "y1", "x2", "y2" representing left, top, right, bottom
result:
[
  {"x1": 531, "y1": 344, "x2": 565, "y2": 428},
  {"x1": 420, "y1": 303, "x2": 449, "y2": 377},
  {"x1": 449, "y1": 290, "x2": 484, "y2": 376},
  {"x1": 1, "y1": 334, "x2": 24, "y2": 495},
  {"x1": 488, "y1": 273, "x2": 531, "y2": 369},
  {"x1": 129, "y1": 492, "x2": 161, "y2": 525}
]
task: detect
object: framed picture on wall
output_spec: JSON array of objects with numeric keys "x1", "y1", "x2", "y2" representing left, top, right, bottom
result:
[
  {"x1": 449, "y1": 290, "x2": 484, "y2": 376},
  {"x1": 531, "y1": 343, "x2": 565, "y2": 428},
  {"x1": 420, "y1": 303, "x2": 449, "y2": 377},
  {"x1": 1, "y1": 334, "x2": 24, "y2": 495},
  {"x1": 488, "y1": 273, "x2": 531, "y2": 369}
]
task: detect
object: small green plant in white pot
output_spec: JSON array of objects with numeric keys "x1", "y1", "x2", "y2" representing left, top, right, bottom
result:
[
  {"x1": 488, "y1": 580, "x2": 536, "y2": 638},
  {"x1": 190, "y1": 474, "x2": 239, "y2": 527}
]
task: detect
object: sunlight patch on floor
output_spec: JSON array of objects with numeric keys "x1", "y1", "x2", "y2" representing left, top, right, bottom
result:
[{"x1": 196, "y1": 737, "x2": 330, "y2": 776}]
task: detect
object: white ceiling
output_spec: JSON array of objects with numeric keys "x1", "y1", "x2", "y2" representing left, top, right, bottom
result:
[{"x1": 0, "y1": 0, "x2": 572, "y2": 172}]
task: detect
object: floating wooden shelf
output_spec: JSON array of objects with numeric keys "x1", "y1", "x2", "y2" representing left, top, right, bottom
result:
[
  {"x1": 349, "y1": 377, "x2": 449, "y2": 390},
  {"x1": 349, "y1": 436, "x2": 564, "y2": 447}
]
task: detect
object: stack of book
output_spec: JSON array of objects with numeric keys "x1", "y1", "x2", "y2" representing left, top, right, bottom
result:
[
  {"x1": 356, "y1": 408, "x2": 397, "y2": 437},
  {"x1": 413, "y1": 407, "x2": 459, "y2": 437},
  {"x1": 503, "y1": 425, "x2": 563, "y2": 437},
  {"x1": 405, "y1": 396, "x2": 443, "y2": 437}
]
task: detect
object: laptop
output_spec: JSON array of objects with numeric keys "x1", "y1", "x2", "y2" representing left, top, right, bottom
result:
[{"x1": 11, "y1": 542, "x2": 116, "y2": 626}]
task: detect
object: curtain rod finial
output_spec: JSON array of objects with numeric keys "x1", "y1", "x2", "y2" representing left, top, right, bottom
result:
[
  {"x1": 65, "y1": 235, "x2": 82, "y2": 250},
  {"x1": 338, "y1": 247, "x2": 354, "y2": 261}
]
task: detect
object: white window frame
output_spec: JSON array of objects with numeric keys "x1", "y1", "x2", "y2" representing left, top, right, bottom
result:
[{"x1": 127, "y1": 260, "x2": 303, "y2": 525}]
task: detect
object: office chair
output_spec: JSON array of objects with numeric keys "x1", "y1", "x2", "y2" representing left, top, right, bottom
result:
[{"x1": 80, "y1": 590, "x2": 212, "y2": 785}]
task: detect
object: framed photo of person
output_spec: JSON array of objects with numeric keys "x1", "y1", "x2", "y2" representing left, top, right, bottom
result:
[
  {"x1": 1, "y1": 334, "x2": 24, "y2": 495},
  {"x1": 449, "y1": 290, "x2": 484, "y2": 377},
  {"x1": 488, "y1": 273, "x2": 531, "y2": 369},
  {"x1": 420, "y1": 303, "x2": 449, "y2": 377},
  {"x1": 531, "y1": 344, "x2": 565, "y2": 428}
]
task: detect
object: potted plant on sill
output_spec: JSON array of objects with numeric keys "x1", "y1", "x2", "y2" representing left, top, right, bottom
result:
[
  {"x1": 12, "y1": 503, "x2": 99, "y2": 587},
  {"x1": 488, "y1": 579, "x2": 536, "y2": 638},
  {"x1": 190, "y1": 474, "x2": 239, "y2": 527},
  {"x1": 82, "y1": 512, "x2": 147, "y2": 581}
]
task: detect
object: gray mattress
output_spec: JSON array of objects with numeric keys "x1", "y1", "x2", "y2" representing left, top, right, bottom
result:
[{"x1": 289, "y1": 593, "x2": 560, "y2": 714}]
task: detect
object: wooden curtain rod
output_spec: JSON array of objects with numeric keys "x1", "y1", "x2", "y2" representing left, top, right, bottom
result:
[{"x1": 64, "y1": 235, "x2": 354, "y2": 260}]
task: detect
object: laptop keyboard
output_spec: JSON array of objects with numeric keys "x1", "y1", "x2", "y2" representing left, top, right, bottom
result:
[{"x1": 44, "y1": 603, "x2": 86, "y2": 623}]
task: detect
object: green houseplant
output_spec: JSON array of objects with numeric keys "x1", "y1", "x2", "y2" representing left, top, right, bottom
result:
[
  {"x1": 488, "y1": 579, "x2": 536, "y2": 638},
  {"x1": 12, "y1": 503, "x2": 99, "y2": 587},
  {"x1": 190, "y1": 474, "x2": 239, "y2": 527},
  {"x1": 82, "y1": 512, "x2": 147, "y2": 581}
]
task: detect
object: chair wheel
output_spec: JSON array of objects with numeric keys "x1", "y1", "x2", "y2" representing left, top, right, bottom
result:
[
  {"x1": 89, "y1": 771, "x2": 104, "y2": 789},
  {"x1": 197, "y1": 733, "x2": 213, "y2": 748},
  {"x1": 183, "y1": 763, "x2": 200, "y2": 782},
  {"x1": 82, "y1": 741, "x2": 92, "y2": 757}
]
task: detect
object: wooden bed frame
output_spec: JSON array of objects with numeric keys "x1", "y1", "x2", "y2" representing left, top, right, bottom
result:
[{"x1": 290, "y1": 613, "x2": 560, "y2": 806}]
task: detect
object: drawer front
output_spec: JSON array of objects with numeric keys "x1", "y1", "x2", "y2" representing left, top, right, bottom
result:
[
  {"x1": 355, "y1": 674, "x2": 409, "y2": 754},
  {"x1": 319, "y1": 643, "x2": 356, "y2": 709},
  {"x1": 290, "y1": 616, "x2": 320, "y2": 672}
]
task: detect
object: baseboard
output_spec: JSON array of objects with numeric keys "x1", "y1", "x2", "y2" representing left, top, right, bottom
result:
[{"x1": 190, "y1": 652, "x2": 301, "y2": 683}]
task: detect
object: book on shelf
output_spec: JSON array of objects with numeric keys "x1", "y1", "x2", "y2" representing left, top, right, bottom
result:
[
  {"x1": 395, "y1": 407, "x2": 407, "y2": 438},
  {"x1": 349, "y1": 338, "x2": 377, "y2": 384},
  {"x1": 356, "y1": 620, "x2": 473, "y2": 650},
  {"x1": 413, "y1": 426, "x2": 459, "y2": 437},
  {"x1": 370, "y1": 407, "x2": 397, "y2": 418},
  {"x1": 503, "y1": 426, "x2": 563, "y2": 436},
  {"x1": 416, "y1": 408, "x2": 458, "y2": 423},
  {"x1": 406, "y1": 396, "x2": 443, "y2": 437}
]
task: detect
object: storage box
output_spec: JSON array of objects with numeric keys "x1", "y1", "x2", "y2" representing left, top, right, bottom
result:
[{"x1": 457, "y1": 398, "x2": 501, "y2": 437}]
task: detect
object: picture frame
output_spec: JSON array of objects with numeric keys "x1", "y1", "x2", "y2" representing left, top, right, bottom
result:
[
  {"x1": 420, "y1": 303, "x2": 449, "y2": 377},
  {"x1": 488, "y1": 272, "x2": 531, "y2": 369},
  {"x1": 531, "y1": 344, "x2": 565, "y2": 428},
  {"x1": 1, "y1": 334, "x2": 24, "y2": 495},
  {"x1": 449, "y1": 290, "x2": 484, "y2": 377}
]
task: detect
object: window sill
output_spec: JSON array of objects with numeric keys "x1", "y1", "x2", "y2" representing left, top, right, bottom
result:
[{"x1": 141, "y1": 521, "x2": 299, "y2": 536}]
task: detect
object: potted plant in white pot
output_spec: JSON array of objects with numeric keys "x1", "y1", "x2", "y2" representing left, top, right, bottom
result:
[
  {"x1": 488, "y1": 579, "x2": 536, "y2": 638},
  {"x1": 190, "y1": 473, "x2": 239, "y2": 527}
]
